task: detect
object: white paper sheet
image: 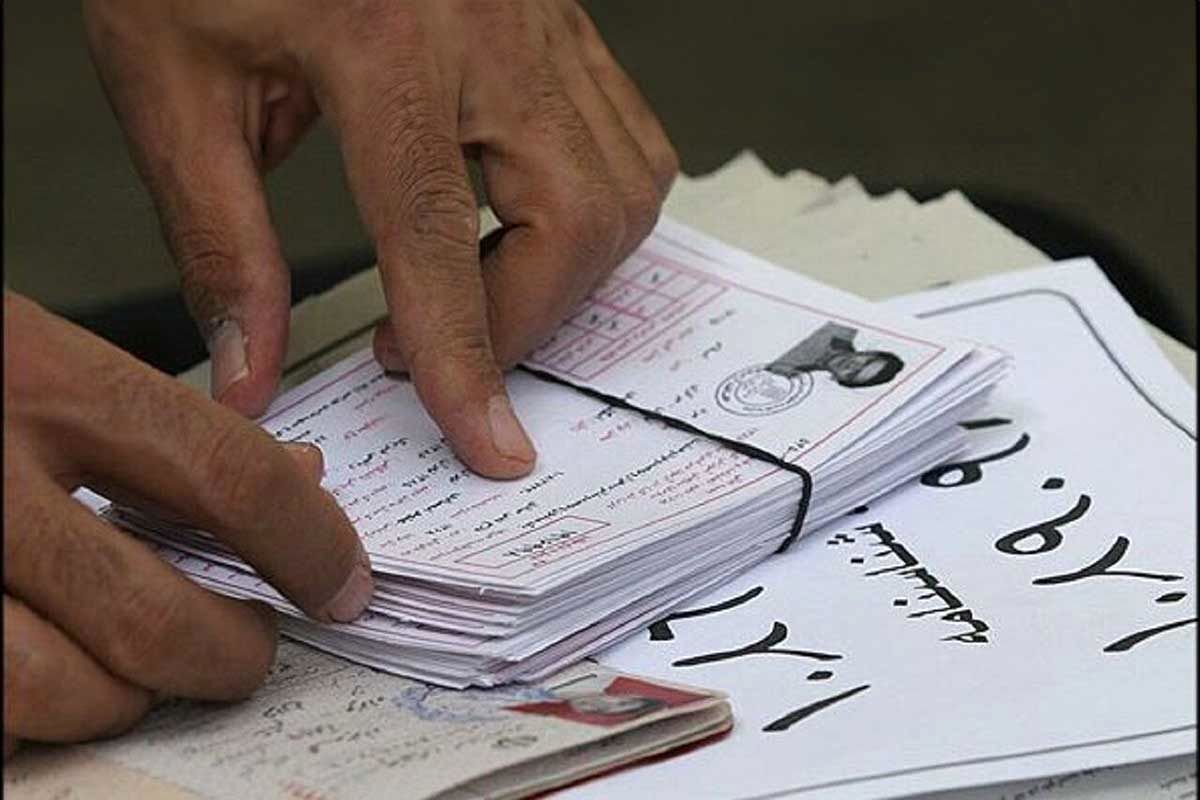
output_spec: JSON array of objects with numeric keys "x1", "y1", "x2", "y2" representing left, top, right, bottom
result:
[
  {"x1": 921, "y1": 753, "x2": 1196, "y2": 800},
  {"x1": 560, "y1": 260, "x2": 1197, "y2": 800}
]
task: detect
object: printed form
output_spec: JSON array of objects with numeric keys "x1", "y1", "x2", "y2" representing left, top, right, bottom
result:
[{"x1": 136, "y1": 221, "x2": 975, "y2": 596}]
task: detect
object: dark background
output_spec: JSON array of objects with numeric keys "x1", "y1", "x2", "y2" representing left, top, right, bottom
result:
[{"x1": 4, "y1": 2, "x2": 1195, "y2": 374}]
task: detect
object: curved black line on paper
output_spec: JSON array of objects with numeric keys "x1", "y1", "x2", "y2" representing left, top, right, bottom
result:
[
  {"x1": 648, "y1": 585, "x2": 766, "y2": 641},
  {"x1": 278, "y1": 315, "x2": 817, "y2": 551},
  {"x1": 519, "y1": 365, "x2": 813, "y2": 554},
  {"x1": 915, "y1": 288, "x2": 1195, "y2": 441}
]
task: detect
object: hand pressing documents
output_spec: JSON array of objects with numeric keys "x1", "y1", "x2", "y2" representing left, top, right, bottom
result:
[{"x1": 105, "y1": 219, "x2": 1008, "y2": 688}]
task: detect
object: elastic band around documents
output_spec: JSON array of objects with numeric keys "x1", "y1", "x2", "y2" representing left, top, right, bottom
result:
[{"x1": 518, "y1": 366, "x2": 813, "y2": 554}]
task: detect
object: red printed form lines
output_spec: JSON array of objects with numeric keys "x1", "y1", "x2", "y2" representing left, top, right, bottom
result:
[{"x1": 529, "y1": 250, "x2": 727, "y2": 381}]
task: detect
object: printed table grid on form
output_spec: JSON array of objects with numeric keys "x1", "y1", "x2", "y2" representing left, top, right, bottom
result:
[{"x1": 528, "y1": 249, "x2": 728, "y2": 381}]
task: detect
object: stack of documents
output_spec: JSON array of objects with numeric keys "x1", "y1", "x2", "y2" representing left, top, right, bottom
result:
[{"x1": 108, "y1": 219, "x2": 1009, "y2": 688}]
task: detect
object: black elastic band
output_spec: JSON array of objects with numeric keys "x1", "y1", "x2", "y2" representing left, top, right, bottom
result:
[{"x1": 518, "y1": 366, "x2": 813, "y2": 554}]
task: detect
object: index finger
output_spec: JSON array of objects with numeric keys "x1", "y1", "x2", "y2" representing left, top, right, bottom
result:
[
  {"x1": 29, "y1": 305, "x2": 373, "y2": 624},
  {"x1": 311, "y1": 41, "x2": 536, "y2": 480}
]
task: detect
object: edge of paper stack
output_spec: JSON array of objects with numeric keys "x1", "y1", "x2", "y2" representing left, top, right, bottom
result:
[{"x1": 106, "y1": 210, "x2": 1010, "y2": 690}]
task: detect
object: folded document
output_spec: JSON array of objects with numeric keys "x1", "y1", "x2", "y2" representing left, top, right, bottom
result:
[
  {"x1": 6, "y1": 641, "x2": 731, "y2": 800},
  {"x1": 107, "y1": 219, "x2": 1008, "y2": 688}
]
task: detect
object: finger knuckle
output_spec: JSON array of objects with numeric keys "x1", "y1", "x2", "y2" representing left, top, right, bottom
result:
[
  {"x1": 366, "y1": 81, "x2": 477, "y2": 255},
  {"x1": 4, "y1": 630, "x2": 57, "y2": 726},
  {"x1": 21, "y1": 495, "x2": 113, "y2": 608},
  {"x1": 200, "y1": 424, "x2": 283, "y2": 525},
  {"x1": 104, "y1": 584, "x2": 187, "y2": 680},
  {"x1": 173, "y1": 225, "x2": 237, "y2": 282},
  {"x1": 623, "y1": 176, "x2": 663, "y2": 244},
  {"x1": 223, "y1": 623, "x2": 276, "y2": 701},
  {"x1": 2, "y1": 295, "x2": 70, "y2": 408},
  {"x1": 408, "y1": 324, "x2": 494, "y2": 377},
  {"x1": 371, "y1": 76, "x2": 438, "y2": 156},
  {"x1": 2, "y1": 490, "x2": 39, "y2": 570},
  {"x1": 403, "y1": 167, "x2": 479, "y2": 255},
  {"x1": 172, "y1": 226, "x2": 242, "y2": 323},
  {"x1": 652, "y1": 139, "x2": 681, "y2": 187},
  {"x1": 559, "y1": 187, "x2": 626, "y2": 268}
]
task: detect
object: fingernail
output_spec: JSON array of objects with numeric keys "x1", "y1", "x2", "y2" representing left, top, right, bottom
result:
[
  {"x1": 208, "y1": 319, "x2": 249, "y2": 400},
  {"x1": 487, "y1": 395, "x2": 536, "y2": 464},
  {"x1": 325, "y1": 543, "x2": 374, "y2": 623},
  {"x1": 283, "y1": 441, "x2": 325, "y2": 479}
]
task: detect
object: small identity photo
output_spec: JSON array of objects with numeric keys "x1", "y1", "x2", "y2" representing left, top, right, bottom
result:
[
  {"x1": 767, "y1": 321, "x2": 904, "y2": 389},
  {"x1": 506, "y1": 676, "x2": 709, "y2": 727}
]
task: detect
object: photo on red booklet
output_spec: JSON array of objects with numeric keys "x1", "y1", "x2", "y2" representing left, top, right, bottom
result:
[{"x1": 506, "y1": 676, "x2": 711, "y2": 727}]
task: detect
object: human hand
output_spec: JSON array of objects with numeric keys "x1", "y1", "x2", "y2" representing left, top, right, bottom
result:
[
  {"x1": 84, "y1": 0, "x2": 678, "y2": 479},
  {"x1": 2, "y1": 293, "x2": 372, "y2": 754}
]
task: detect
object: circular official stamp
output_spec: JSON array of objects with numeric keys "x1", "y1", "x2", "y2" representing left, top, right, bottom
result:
[{"x1": 715, "y1": 365, "x2": 813, "y2": 416}]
